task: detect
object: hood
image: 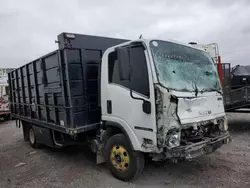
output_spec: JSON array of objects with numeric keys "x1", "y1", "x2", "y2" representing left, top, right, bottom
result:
[{"x1": 170, "y1": 91, "x2": 225, "y2": 124}]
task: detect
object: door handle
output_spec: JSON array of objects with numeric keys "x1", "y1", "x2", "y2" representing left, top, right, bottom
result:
[{"x1": 107, "y1": 100, "x2": 112, "y2": 114}]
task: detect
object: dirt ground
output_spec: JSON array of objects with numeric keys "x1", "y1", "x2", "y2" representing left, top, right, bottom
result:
[{"x1": 0, "y1": 113, "x2": 250, "y2": 188}]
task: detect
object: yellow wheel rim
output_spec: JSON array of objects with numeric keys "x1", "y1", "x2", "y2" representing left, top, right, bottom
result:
[{"x1": 110, "y1": 145, "x2": 130, "y2": 172}]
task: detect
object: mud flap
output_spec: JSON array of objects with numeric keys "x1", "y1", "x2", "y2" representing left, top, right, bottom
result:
[
  {"x1": 32, "y1": 126, "x2": 54, "y2": 147},
  {"x1": 22, "y1": 125, "x2": 29, "y2": 142},
  {"x1": 96, "y1": 150, "x2": 106, "y2": 164}
]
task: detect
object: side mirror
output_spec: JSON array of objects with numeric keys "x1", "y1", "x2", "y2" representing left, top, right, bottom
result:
[
  {"x1": 143, "y1": 100, "x2": 151, "y2": 114},
  {"x1": 117, "y1": 47, "x2": 131, "y2": 81}
]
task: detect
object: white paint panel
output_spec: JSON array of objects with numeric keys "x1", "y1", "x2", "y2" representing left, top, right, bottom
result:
[
  {"x1": 101, "y1": 46, "x2": 157, "y2": 152},
  {"x1": 177, "y1": 95, "x2": 225, "y2": 124}
]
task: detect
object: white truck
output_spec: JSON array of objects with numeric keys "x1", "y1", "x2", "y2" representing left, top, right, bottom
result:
[
  {"x1": 0, "y1": 68, "x2": 12, "y2": 120},
  {"x1": 0, "y1": 84, "x2": 11, "y2": 120},
  {"x1": 9, "y1": 33, "x2": 230, "y2": 181}
]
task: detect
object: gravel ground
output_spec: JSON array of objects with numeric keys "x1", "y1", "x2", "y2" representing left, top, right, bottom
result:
[{"x1": 0, "y1": 113, "x2": 250, "y2": 188}]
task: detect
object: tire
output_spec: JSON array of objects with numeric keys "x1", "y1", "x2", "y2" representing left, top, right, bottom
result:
[
  {"x1": 28, "y1": 127, "x2": 40, "y2": 148},
  {"x1": 104, "y1": 133, "x2": 145, "y2": 181}
]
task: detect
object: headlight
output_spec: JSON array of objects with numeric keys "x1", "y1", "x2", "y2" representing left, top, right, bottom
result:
[{"x1": 166, "y1": 131, "x2": 181, "y2": 148}]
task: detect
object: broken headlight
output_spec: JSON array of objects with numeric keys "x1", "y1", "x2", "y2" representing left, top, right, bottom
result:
[{"x1": 166, "y1": 130, "x2": 181, "y2": 148}]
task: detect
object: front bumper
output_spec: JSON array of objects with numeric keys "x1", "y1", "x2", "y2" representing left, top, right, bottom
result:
[{"x1": 165, "y1": 132, "x2": 230, "y2": 159}]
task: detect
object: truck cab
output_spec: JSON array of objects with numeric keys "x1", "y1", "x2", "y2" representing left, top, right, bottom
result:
[{"x1": 101, "y1": 39, "x2": 229, "y2": 162}]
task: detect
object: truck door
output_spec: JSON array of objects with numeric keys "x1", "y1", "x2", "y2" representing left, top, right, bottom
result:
[{"x1": 101, "y1": 44, "x2": 156, "y2": 151}]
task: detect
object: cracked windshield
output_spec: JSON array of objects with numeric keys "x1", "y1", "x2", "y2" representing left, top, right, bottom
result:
[{"x1": 150, "y1": 40, "x2": 221, "y2": 92}]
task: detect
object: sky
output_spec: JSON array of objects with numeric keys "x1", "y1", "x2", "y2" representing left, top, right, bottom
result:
[{"x1": 0, "y1": 0, "x2": 250, "y2": 68}]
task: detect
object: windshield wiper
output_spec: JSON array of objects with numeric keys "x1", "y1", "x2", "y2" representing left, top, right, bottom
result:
[
  {"x1": 179, "y1": 88, "x2": 190, "y2": 92},
  {"x1": 201, "y1": 88, "x2": 223, "y2": 95},
  {"x1": 192, "y1": 81, "x2": 199, "y2": 97}
]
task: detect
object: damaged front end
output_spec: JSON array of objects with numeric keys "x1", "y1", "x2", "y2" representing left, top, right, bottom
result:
[{"x1": 152, "y1": 86, "x2": 230, "y2": 161}]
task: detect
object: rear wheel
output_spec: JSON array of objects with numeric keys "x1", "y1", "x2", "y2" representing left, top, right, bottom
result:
[
  {"x1": 105, "y1": 133, "x2": 144, "y2": 181},
  {"x1": 28, "y1": 127, "x2": 40, "y2": 148}
]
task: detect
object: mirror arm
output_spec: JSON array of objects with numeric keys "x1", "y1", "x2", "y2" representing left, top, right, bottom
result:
[
  {"x1": 130, "y1": 89, "x2": 145, "y2": 102},
  {"x1": 130, "y1": 88, "x2": 151, "y2": 114}
]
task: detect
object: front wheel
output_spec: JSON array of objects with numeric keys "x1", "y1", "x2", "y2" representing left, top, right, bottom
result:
[{"x1": 104, "y1": 133, "x2": 145, "y2": 181}]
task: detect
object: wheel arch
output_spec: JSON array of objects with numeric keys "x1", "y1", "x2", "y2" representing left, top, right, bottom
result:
[{"x1": 103, "y1": 120, "x2": 141, "y2": 151}]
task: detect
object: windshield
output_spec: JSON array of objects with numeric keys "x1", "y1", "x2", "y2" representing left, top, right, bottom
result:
[{"x1": 150, "y1": 40, "x2": 221, "y2": 92}]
